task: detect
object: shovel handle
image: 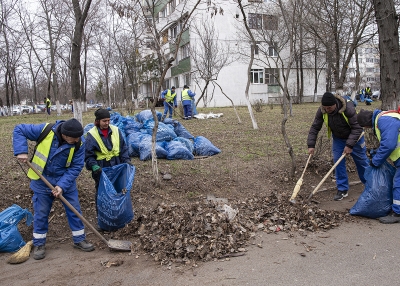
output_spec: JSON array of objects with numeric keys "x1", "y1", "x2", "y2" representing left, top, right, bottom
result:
[
  {"x1": 26, "y1": 161, "x2": 109, "y2": 246},
  {"x1": 307, "y1": 131, "x2": 365, "y2": 200}
]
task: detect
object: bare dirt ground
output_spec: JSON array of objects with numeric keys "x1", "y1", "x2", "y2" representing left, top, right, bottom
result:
[{"x1": 0, "y1": 101, "x2": 388, "y2": 285}]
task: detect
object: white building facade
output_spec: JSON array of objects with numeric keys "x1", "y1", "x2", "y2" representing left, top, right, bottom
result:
[{"x1": 143, "y1": 0, "x2": 326, "y2": 107}]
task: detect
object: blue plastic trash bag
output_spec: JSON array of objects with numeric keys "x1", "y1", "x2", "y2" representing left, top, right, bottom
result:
[
  {"x1": 172, "y1": 121, "x2": 194, "y2": 139},
  {"x1": 136, "y1": 110, "x2": 162, "y2": 123},
  {"x1": 0, "y1": 204, "x2": 33, "y2": 252},
  {"x1": 192, "y1": 98, "x2": 198, "y2": 115},
  {"x1": 138, "y1": 135, "x2": 168, "y2": 161},
  {"x1": 83, "y1": 123, "x2": 94, "y2": 136},
  {"x1": 143, "y1": 119, "x2": 177, "y2": 142},
  {"x1": 165, "y1": 140, "x2": 194, "y2": 160},
  {"x1": 193, "y1": 136, "x2": 221, "y2": 156},
  {"x1": 350, "y1": 161, "x2": 396, "y2": 218},
  {"x1": 127, "y1": 132, "x2": 143, "y2": 157},
  {"x1": 97, "y1": 164, "x2": 135, "y2": 231}
]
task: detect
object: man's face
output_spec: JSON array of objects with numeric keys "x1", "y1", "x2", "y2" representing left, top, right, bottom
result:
[
  {"x1": 61, "y1": 134, "x2": 80, "y2": 144},
  {"x1": 322, "y1": 104, "x2": 336, "y2": 114},
  {"x1": 172, "y1": 88, "x2": 175, "y2": 92},
  {"x1": 99, "y1": 118, "x2": 110, "y2": 130}
]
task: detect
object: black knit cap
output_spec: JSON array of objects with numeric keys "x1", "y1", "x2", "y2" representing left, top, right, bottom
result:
[
  {"x1": 184, "y1": 85, "x2": 189, "y2": 89},
  {"x1": 61, "y1": 118, "x2": 83, "y2": 138},
  {"x1": 357, "y1": 109, "x2": 373, "y2": 127},
  {"x1": 95, "y1": 108, "x2": 110, "y2": 120},
  {"x1": 171, "y1": 86, "x2": 176, "y2": 89},
  {"x1": 321, "y1": 92, "x2": 336, "y2": 106}
]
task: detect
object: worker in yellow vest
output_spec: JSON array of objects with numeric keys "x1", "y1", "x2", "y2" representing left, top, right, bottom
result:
[
  {"x1": 357, "y1": 109, "x2": 400, "y2": 223},
  {"x1": 307, "y1": 92, "x2": 369, "y2": 201},
  {"x1": 161, "y1": 86, "x2": 177, "y2": 120},
  {"x1": 13, "y1": 118, "x2": 94, "y2": 260},
  {"x1": 44, "y1": 97, "x2": 51, "y2": 115},
  {"x1": 181, "y1": 85, "x2": 196, "y2": 120}
]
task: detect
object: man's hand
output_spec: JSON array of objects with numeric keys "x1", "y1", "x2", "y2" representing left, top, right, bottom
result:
[
  {"x1": 308, "y1": 148, "x2": 315, "y2": 155},
  {"x1": 343, "y1": 146, "x2": 353, "y2": 155},
  {"x1": 16, "y1": 154, "x2": 28, "y2": 163},
  {"x1": 52, "y1": 186, "x2": 63, "y2": 198}
]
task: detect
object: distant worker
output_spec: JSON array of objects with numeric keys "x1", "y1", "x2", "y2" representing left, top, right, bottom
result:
[
  {"x1": 160, "y1": 86, "x2": 177, "y2": 120},
  {"x1": 364, "y1": 86, "x2": 372, "y2": 105},
  {"x1": 307, "y1": 92, "x2": 370, "y2": 201},
  {"x1": 181, "y1": 85, "x2": 196, "y2": 120},
  {"x1": 45, "y1": 97, "x2": 51, "y2": 115}
]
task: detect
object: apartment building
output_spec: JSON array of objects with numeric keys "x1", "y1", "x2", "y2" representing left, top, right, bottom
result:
[{"x1": 140, "y1": 0, "x2": 326, "y2": 107}]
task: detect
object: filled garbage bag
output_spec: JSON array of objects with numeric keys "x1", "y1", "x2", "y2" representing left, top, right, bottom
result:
[
  {"x1": 165, "y1": 140, "x2": 194, "y2": 160},
  {"x1": 172, "y1": 120, "x2": 194, "y2": 139},
  {"x1": 97, "y1": 164, "x2": 135, "y2": 231},
  {"x1": 0, "y1": 204, "x2": 33, "y2": 252},
  {"x1": 136, "y1": 110, "x2": 162, "y2": 123},
  {"x1": 193, "y1": 136, "x2": 221, "y2": 156},
  {"x1": 138, "y1": 134, "x2": 168, "y2": 160},
  {"x1": 143, "y1": 119, "x2": 177, "y2": 142},
  {"x1": 350, "y1": 161, "x2": 396, "y2": 218}
]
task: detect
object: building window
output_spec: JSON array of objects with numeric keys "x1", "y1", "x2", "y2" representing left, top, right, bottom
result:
[
  {"x1": 168, "y1": 0, "x2": 176, "y2": 14},
  {"x1": 265, "y1": 68, "x2": 279, "y2": 84},
  {"x1": 366, "y1": 68, "x2": 374, "y2": 72},
  {"x1": 268, "y1": 44, "x2": 278, "y2": 57},
  {"x1": 184, "y1": 73, "x2": 190, "y2": 86},
  {"x1": 366, "y1": 58, "x2": 374, "y2": 63},
  {"x1": 248, "y1": 13, "x2": 262, "y2": 29},
  {"x1": 248, "y1": 13, "x2": 278, "y2": 30},
  {"x1": 367, "y1": 77, "x2": 375, "y2": 82},
  {"x1": 254, "y1": 43, "x2": 259, "y2": 55},
  {"x1": 181, "y1": 43, "x2": 190, "y2": 59},
  {"x1": 174, "y1": 77, "x2": 179, "y2": 88},
  {"x1": 250, "y1": 69, "x2": 264, "y2": 84},
  {"x1": 170, "y1": 24, "x2": 178, "y2": 39},
  {"x1": 263, "y1": 15, "x2": 278, "y2": 30},
  {"x1": 160, "y1": 8, "x2": 167, "y2": 18},
  {"x1": 374, "y1": 58, "x2": 380, "y2": 64},
  {"x1": 164, "y1": 79, "x2": 171, "y2": 90}
]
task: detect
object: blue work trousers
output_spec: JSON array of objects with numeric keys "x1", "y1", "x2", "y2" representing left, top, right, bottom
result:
[
  {"x1": 182, "y1": 100, "x2": 192, "y2": 119},
  {"x1": 32, "y1": 190, "x2": 86, "y2": 246},
  {"x1": 391, "y1": 160, "x2": 400, "y2": 213},
  {"x1": 332, "y1": 134, "x2": 369, "y2": 191},
  {"x1": 163, "y1": 101, "x2": 174, "y2": 118}
]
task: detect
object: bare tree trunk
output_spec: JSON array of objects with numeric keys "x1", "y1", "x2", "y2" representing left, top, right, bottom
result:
[
  {"x1": 372, "y1": 0, "x2": 400, "y2": 110},
  {"x1": 71, "y1": 0, "x2": 92, "y2": 124},
  {"x1": 213, "y1": 81, "x2": 241, "y2": 123},
  {"x1": 238, "y1": 0, "x2": 258, "y2": 129}
]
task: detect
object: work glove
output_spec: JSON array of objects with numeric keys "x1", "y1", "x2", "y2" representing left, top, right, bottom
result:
[{"x1": 92, "y1": 165, "x2": 102, "y2": 178}]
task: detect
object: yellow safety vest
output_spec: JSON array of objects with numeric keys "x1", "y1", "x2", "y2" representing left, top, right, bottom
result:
[
  {"x1": 27, "y1": 124, "x2": 76, "y2": 179},
  {"x1": 165, "y1": 90, "x2": 176, "y2": 102},
  {"x1": 374, "y1": 112, "x2": 400, "y2": 162},
  {"x1": 88, "y1": 125, "x2": 120, "y2": 161},
  {"x1": 323, "y1": 112, "x2": 349, "y2": 139},
  {"x1": 46, "y1": 98, "x2": 51, "y2": 107},
  {"x1": 182, "y1": 89, "x2": 191, "y2": 101}
]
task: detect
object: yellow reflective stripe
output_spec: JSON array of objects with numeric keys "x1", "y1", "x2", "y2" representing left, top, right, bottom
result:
[
  {"x1": 88, "y1": 125, "x2": 120, "y2": 161},
  {"x1": 66, "y1": 147, "x2": 75, "y2": 167},
  {"x1": 323, "y1": 112, "x2": 349, "y2": 139}
]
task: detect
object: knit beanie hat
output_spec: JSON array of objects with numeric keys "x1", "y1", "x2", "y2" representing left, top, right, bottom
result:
[
  {"x1": 357, "y1": 109, "x2": 373, "y2": 127},
  {"x1": 61, "y1": 118, "x2": 83, "y2": 138},
  {"x1": 321, "y1": 92, "x2": 336, "y2": 106},
  {"x1": 95, "y1": 108, "x2": 110, "y2": 120}
]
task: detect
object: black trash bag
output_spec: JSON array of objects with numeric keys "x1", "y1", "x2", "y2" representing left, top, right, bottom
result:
[{"x1": 350, "y1": 161, "x2": 396, "y2": 218}]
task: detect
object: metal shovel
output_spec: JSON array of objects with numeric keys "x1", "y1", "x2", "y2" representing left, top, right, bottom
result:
[{"x1": 26, "y1": 161, "x2": 132, "y2": 252}]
